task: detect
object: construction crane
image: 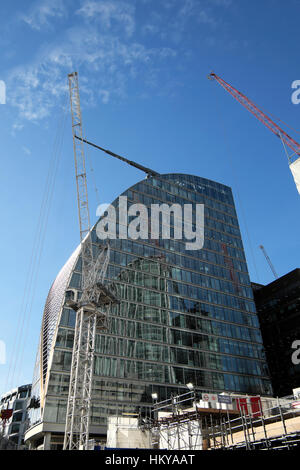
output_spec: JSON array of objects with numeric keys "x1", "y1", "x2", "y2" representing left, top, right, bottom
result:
[
  {"x1": 259, "y1": 244, "x2": 278, "y2": 280},
  {"x1": 63, "y1": 72, "x2": 117, "y2": 450},
  {"x1": 208, "y1": 72, "x2": 300, "y2": 195},
  {"x1": 75, "y1": 136, "x2": 159, "y2": 178},
  {"x1": 63, "y1": 71, "x2": 157, "y2": 450}
]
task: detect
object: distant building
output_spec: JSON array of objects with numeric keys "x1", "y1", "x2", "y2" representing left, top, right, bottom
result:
[
  {"x1": 252, "y1": 268, "x2": 300, "y2": 397},
  {"x1": 0, "y1": 384, "x2": 31, "y2": 447},
  {"x1": 25, "y1": 173, "x2": 271, "y2": 449}
]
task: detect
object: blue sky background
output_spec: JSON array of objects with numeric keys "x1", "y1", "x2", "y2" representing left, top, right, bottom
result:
[{"x1": 0, "y1": 0, "x2": 299, "y2": 395}]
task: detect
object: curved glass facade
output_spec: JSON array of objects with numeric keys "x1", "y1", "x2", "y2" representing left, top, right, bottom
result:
[{"x1": 27, "y1": 173, "x2": 272, "y2": 445}]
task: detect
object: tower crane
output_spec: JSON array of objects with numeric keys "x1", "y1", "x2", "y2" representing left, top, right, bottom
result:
[
  {"x1": 259, "y1": 244, "x2": 278, "y2": 280},
  {"x1": 63, "y1": 72, "x2": 117, "y2": 450},
  {"x1": 63, "y1": 72, "x2": 158, "y2": 450},
  {"x1": 208, "y1": 72, "x2": 300, "y2": 195}
]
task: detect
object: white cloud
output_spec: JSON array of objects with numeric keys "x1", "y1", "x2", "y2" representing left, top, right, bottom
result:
[
  {"x1": 21, "y1": 0, "x2": 67, "y2": 31},
  {"x1": 142, "y1": 24, "x2": 159, "y2": 35},
  {"x1": 99, "y1": 90, "x2": 110, "y2": 104},
  {"x1": 6, "y1": 22, "x2": 177, "y2": 126},
  {"x1": 8, "y1": 61, "x2": 67, "y2": 122},
  {"x1": 156, "y1": 0, "x2": 220, "y2": 44},
  {"x1": 7, "y1": 0, "x2": 231, "y2": 128},
  {"x1": 11, "y1": 122, "x2": 24, "y2": 137},
  {"x1": 76, "y1": 0, "x2": 135, "y2": 36},
  {"x1": 209, "y1": 0, "x2": 232, "y2": 6},
  {"x1": 22, "y1": 146, "x2": 32, "y2": 156},
  {"x1": 178, "y1": 0, "x2": 217, "y2": 27}
]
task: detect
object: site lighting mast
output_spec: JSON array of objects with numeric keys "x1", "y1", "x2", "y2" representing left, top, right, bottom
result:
[{"x1": 63, "y1": 72, "x2": 116, "y2": 450}]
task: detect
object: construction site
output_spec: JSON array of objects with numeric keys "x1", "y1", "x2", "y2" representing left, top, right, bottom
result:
[
  {"x1": 62, "y1": 72, "x2": 300, "y2": 451},
  {"x1": 145, "y1": 390, "x2": 300, "y2": 451},
  {"x1": 1, "y1": 68, "x2": 299, "y2": 452},
  {"x1": 101, "y1": 387, "x2": 300, "y2": 451}
]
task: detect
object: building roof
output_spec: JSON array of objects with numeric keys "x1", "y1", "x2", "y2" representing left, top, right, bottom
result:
[{"x1": 253, "y1": 268, "x2": 300, "y2": 302}]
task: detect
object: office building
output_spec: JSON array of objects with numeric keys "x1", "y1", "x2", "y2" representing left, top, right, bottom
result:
[
  {"x1": 252, "y1": 268, "x2": 300, "y2": 397},
  {"x1": 25, "y1": 173, "x2": 272, "y2": 449}
]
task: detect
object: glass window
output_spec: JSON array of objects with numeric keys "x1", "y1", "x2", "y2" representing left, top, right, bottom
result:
[
  {"x1": 12, "y1": 412, "x2": 23, "y2": 422},
  {"x1": 14, "y1": 401, "x2": 23, "y2": 411},
  {"x1": 10, "y1": 423, "x2": 20, "y2": 434},
  {"x1": 43, "y1": 402, "x2": 58, "y2": 423}
]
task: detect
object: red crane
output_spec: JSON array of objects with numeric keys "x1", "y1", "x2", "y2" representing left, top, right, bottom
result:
[{"x1": 208, "y1": 72, "x2": 300, "y2": 195}]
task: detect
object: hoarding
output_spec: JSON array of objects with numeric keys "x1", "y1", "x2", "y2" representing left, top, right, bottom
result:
[
  {"x1": 201, "y1": 393, "x2": 217, "y2": 403},
  {"x1": 217, "y1": 394, "x2": 232, "y2": 404}
]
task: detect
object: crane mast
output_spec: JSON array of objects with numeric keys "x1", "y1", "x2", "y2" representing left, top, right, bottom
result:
[
  {"x1": 68, "y1": 72, "x2": 94, "y2": 281},
  {"x1": 63, "y1": 72, "x2": 116, "y2": 450}
]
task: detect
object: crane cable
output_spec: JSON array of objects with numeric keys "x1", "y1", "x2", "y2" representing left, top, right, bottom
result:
[
  {"x1": 16, "y1": 102, "x2": 68, "y2": 388},
  {"x1": 7, "y1": 105, "x2": 65, "y2": 390},
  {"x1": 260, "y1": 106, "x2": 300, "y2": 137},
  {"x1": 84, "y1": 133, "x2": 101, "y2": 210},
  {"x1": 5, "y1": 96, "x2": 68, "y2": 392},
  {"x1": 211, "y1": 84, "x2": 261, "y2": 285}
]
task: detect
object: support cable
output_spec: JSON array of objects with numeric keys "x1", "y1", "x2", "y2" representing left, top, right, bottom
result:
[
  {"x1": 211, "y1": 86, "x2": 261, "y2": 284},
  {"x1": 15, "y1": 102, "x2": 68, "y2": 387},
  {"x1": 5, "y1": 96, "x2": 68, "y2": 391},
  {"x1": 84, "y1": 134, "x2": 101, "y2": 208}
]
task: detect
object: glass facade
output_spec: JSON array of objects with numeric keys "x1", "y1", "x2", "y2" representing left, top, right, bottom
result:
[
  {"x1": 27, "y1": 173, "x2": 272, "y2": 442},
  {"x1": 252, "y1": 269, "x2": 300, "y2": 397}
]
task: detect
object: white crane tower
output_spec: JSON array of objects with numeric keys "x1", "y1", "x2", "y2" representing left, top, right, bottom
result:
[{"x1": 63, "y1": 72, "x2": 117, "y2": 450}]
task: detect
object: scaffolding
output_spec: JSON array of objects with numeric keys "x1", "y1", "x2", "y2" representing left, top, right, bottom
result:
[
  {"x1": 206, "y1": 395, "x2": 300, "y2": 450},
  {"x1": 144, "y1": 392, "x2": 300, "y2": 451},
  {"x1": 150, "y1": 409, "x2": 203, "y2": 450},
  {"x1": 144, "y1": 389, "x2": 240, "y2": 450}
]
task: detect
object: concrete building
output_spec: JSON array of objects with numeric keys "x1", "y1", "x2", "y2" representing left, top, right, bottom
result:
[
  {"x1": 25, "y1": 173, "x2": 272, "y2": 449},
  {"x1": 0, "y1": 384, "x2": 31, "y2": 447},
  {"x1": 252, "y1": 268, "x2": 300, "y2": 397}
]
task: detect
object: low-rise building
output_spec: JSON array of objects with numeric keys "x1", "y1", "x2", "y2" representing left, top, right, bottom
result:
[{"x1": 0, "y1": 384, "x2": 32, "y2": 447}]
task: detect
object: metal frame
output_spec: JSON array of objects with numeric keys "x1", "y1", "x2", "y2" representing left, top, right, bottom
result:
[
  {"x1": 206, "y1": 396, "x2": 300, "y2": 450},
  {"x1": 64, "y1": 306, "x2": 97, "y2": 450},
  {"x1": 148, "y1": 389, "x2": 204, "y2": 450},
  {"x1": 63, "y1": 72, "x2": 117, "y2": 450},
  {"x1": 209, "y1": 72, "x2": 300, "y2": 165},
  {"x1": 259, "y1": 245, "x2": 278, "y2": 279}
]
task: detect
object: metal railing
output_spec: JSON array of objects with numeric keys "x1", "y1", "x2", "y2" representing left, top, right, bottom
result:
[{"x1": 206, "y1": 397, "x2": 300, "y2": 450}]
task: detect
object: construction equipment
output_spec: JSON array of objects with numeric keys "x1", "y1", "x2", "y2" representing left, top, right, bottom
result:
[
  {"x1": 63, "y1": 72, "x2": 117, "y2": 450},
  {"x1": 208, "y1": 72, "x2": 300, "y2": 195},
  {"x1": 75, "y1": 136, "x2": 159, "y2": 178},
  {"x1": 259, "y1": 244, "x2": 278, "y2": 280},
  {"x1": 64, "y1": 70, "x2": 161, "y2": 449}
]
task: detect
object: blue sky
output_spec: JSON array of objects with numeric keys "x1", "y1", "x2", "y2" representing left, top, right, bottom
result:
[{"x1": 0, "y1": 0, "x2": 299, "y2": 395}]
